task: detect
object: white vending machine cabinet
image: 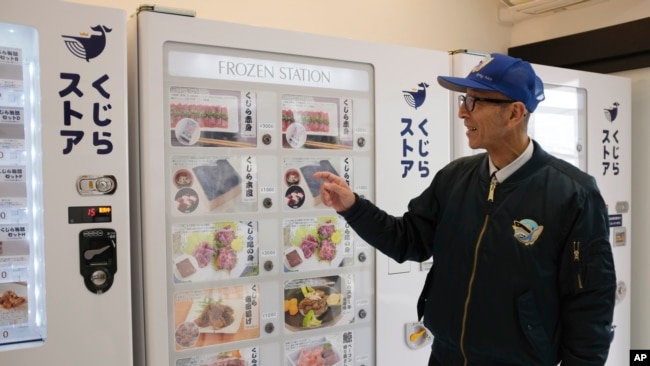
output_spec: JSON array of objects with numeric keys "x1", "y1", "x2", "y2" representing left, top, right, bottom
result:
[
  {"x1": 0, "y1": 1, "x2": 133, "y2": 365},
  {"x1": 128, "y1": 7, "x2": 451, "y2": 366},
  {"x1": 449, "y1": 50, "x2": 631, "y2": 365}
]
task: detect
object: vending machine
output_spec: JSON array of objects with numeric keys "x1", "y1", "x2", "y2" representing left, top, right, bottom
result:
[
  {"x1": 128, "y1": 6, "x2": 451, "y2": 366},
  {"x1": 448, "y1": 50, "x2": 632, "y2": 365},
  {"x1": 0, "y1": 1, "x2": 133, "y2": 365}
]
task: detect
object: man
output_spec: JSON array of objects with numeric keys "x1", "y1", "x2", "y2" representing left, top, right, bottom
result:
[{"x1": 313, "y1": 53, "x2": 616, "y2": 365}]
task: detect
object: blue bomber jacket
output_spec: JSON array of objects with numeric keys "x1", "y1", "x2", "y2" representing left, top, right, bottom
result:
[{"x1": 341, "y1": 141, "x2": 616, "y2": 366}]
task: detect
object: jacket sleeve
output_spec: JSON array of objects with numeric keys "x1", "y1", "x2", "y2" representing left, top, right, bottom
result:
[
  {"x1": 558, "y1": 187, "x2": 617, "y2": 366},
  {"x1": 339, "y1": 179, "x2": 440, "y2": 263}
]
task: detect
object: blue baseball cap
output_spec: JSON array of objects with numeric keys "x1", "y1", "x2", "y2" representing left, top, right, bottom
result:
[{"x1": 437, "y1": 53, "x2": 545, "y2": 112}]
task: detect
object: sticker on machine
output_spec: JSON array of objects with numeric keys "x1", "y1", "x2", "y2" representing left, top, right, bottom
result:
[
  {"x1": 0, "y1": 165, "x2": 25, "y2": 184},
  {"x1": 0, "y1": 106, "x2": 24, "y2": 125},
  {"x1": 283, "y1": 275, "x2": 354, "y2": 333},
  {"x1": 170, "y1": 155, "x2": 258, "y2": 215},
  {"x1": 169, "y1": 86, "x2": 257, "y2": 147},
  {"x1": 173, "y1": 284, "x2": 259, "y2": 349},
  {"x1": 171, "y1": 220, "x2": 259, "y2": 283},
  {"x1": 282, "y1": 216, "x2": 353, "y2": 273},
  {"x1": 284, "y1": 330, "x2": 354, "y2": 366},
  {"x1": 0, "y1": 224, "x2": 27, "y2": 242}
]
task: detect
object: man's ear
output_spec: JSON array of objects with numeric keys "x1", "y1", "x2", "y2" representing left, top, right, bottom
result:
[{"x1": 509, "y1": 102, "x2": 527, "y2": 124}]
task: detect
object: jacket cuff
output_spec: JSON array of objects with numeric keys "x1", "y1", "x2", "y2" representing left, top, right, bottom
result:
[{"x1": 338, "y1": 193, "x2": 365, "y2": 222}]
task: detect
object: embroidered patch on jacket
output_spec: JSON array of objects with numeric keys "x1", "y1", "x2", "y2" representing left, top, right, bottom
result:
[{"x1": 512, "y1": 219, "x2": 543, "y2": 246}]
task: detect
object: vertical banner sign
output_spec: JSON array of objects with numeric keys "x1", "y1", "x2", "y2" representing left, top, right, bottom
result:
[
  {"x1": 602, "y1": 101, "x2": 621, "y2": 176},
  {"x1": 59, "y1": 25, "x2": 115, "y2": 156},
  {"x1": 400, "y1": 82, "x2": 431, "y2": 179}
]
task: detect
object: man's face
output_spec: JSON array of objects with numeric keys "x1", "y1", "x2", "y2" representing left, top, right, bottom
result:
[{"x1": 458, "y1": 89, "x2": 514, "y2": 152}]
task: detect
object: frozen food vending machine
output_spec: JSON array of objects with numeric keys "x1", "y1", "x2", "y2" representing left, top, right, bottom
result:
[
  {"x1": 0, "y1": 1, "x2": 134, "y2": 365},
  {"x1": 128, "y1": 6, "x2": 451, "y2": 366},
  {"x1": 449, "y1": 50, "x2": 632, "y2": 365}
]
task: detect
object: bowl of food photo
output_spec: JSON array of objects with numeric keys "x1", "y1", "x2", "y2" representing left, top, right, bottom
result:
[
  {"x1": 284, "y1": 168, "x2": 301, "y2": 186},
  {"x1": 173, "y1": 169, "x2": 194, "y2": 188},
  {"x1": 175, "y1": 321, "x2": 200, "y2": 348},
  {"x1": 283, "y1": 284, "x2": 342, "y2": 331}
]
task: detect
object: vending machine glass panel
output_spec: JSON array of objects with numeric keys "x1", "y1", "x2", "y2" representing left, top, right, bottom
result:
[{"x1": 0, "y1": 21, "x2": 46, "y2": 350}]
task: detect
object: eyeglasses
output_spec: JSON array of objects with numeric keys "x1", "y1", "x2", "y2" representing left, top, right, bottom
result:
[{"x1": 458, "y1": 94, "x2": 515, "y2": 113}]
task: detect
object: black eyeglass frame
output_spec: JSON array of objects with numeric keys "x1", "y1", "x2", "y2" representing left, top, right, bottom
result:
[{"x1": 458, "y1": 94, "x2": 515, "y2": 113}]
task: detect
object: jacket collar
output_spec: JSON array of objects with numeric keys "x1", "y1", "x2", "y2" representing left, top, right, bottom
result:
[
  {"x1": 482, "y1": 139, "x2": 552, "y2": 184},
  {"x1": 489, "y1": 138, "x2": 534, "y2": 183}
]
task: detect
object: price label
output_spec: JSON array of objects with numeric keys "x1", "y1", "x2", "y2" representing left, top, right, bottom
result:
[
  {"x1": 0, "y1": 139, "x2": 25, "y2": 165},
  {"x1": 261, "y1": 311, "x2": 277, "y2": 320},
  {"x1": 260, "y1": 249, "x2": 276, "y2": 257},
  {"x1": 0, "y1": 208, "x2": 27, "y2": 223},
  {"x1": 0, "y1": 265, "x2": 28, "y2": 282}
]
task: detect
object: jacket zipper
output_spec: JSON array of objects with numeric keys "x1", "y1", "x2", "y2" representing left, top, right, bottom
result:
[
  {"x1": 573, "y1": 241, "x2": 583, "y2": 289},
  {"x1": 460, "y1": 176, "x2": 497, "y2": 365}
]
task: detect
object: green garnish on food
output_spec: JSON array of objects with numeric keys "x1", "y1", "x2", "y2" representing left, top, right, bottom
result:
[
  {"x1": 300, "y1": 285, "x2": 315, "y2": 297},
  {"x1": 302, "y1": 309, "x2": 322, "y2": 328}
]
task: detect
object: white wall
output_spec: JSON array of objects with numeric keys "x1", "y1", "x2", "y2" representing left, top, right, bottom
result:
[{"x1": 65, "y1": 0, "x2": 511, "y2": 53}]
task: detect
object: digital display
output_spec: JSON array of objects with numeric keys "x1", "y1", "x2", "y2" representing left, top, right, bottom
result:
[{"x1": 68, "y1": 206, "x2": 113, "y2": 224}]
